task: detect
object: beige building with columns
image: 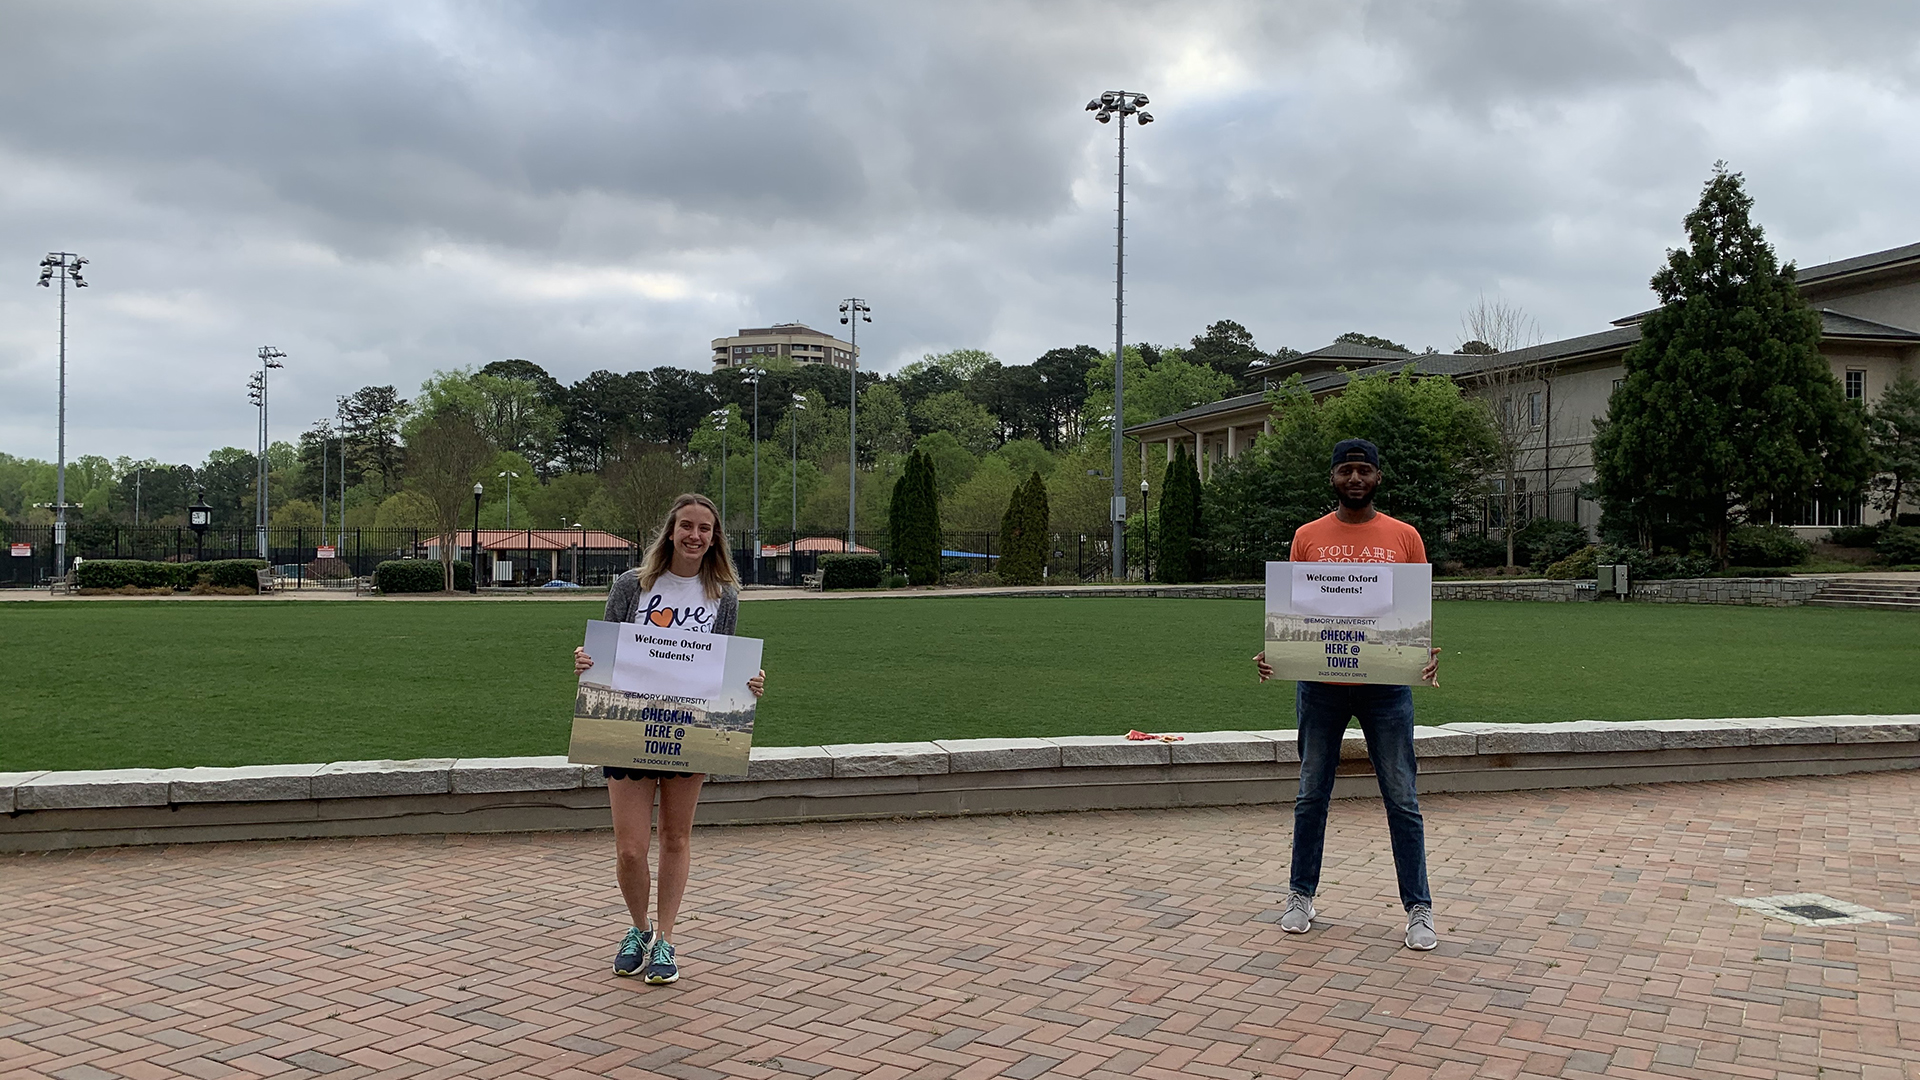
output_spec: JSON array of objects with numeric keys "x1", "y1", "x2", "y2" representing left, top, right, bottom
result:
[{"x1": 1125, "y1": 241, "x2": 1920, "y2": 533}]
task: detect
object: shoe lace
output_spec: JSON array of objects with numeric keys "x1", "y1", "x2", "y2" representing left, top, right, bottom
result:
[
  {"x1": 621, "y1": 926, "x2": 647, "y2": 952},
  {"x1": 1286, "y1": 892, "x2": 1312, "y2": 915},
  {"x1": 650, "y1": 939, "x2": 676, "y2": 966},
  {"x1": 1408, "y1": 904, "x2": 1433, "y2": 930}
]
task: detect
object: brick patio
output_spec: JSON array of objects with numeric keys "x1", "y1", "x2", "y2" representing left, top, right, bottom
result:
[{"x1": 2, "y1": 771, "x2": 1916, "y2": 1079}]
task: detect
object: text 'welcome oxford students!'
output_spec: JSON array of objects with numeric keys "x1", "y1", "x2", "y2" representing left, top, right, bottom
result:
[
  {"x1": 1254, "y1": 438, "x2": 1444, "y2": 951},
  {"x1": 573, "y1": 493, "x2": 766, "y2": 984}
]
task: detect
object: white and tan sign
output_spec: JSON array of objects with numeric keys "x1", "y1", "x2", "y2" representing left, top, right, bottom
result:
[
  {"x1": 568, "y1": 619, "x2": 762, "y2": 777},
  {"x1": 1265, "y1": 561, "x2": 1433, "y2": 685}
]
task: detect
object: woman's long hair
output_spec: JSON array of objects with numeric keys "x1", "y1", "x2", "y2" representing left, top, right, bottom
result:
[{"x1": 636, "y1": 493, "x2": 739, "y2": 599}]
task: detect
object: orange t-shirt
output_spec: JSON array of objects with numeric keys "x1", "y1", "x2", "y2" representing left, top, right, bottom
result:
[{"x1": 1289, "y1": 511, "x2": 1427, "y2": 565}]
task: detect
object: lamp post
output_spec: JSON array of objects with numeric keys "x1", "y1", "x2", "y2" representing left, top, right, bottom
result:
[
  {"x1": 709, "y1": 407, "x2": 730, "y2": 551},
  {"x1": 248, "y1": 346, "x2": 286, "y2": 560},
  {"x1": 742, "y1": 365, "x2": 764, "y2": 584},
  {"x1": 838, "y1": 298, "x2": 871, "y2": 551},
  {"x1": 1085, "y1": 90, "x2": 1153, "y2": 581},
  {"x1": 471, "y1": 483, "x2": 482, "y2": 594},
  {"x1": 188, "y1": 488, "x2": 211, "y2": 564},
  {"x1": 1139, "y1": 478, "x2": 1151, "y2": 581},
  {"x1": 498, "y1": 470, "x2": 520, "y2": 527},
  {"x1": 334, "y1": 401, "x2": 347, "y2": 549},
  {"x1": 36, "y1": 252, "x2": 87, "y2": 578},
  {"x1": 790, "y1": 392, "x2": 806, "y2": 584}
]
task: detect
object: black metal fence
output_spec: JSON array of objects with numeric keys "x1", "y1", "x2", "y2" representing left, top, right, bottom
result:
[{"x1": 0, "y1": 523, "x2": 1133, "y2": 589}]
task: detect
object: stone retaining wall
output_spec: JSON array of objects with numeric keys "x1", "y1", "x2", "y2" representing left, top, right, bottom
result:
[
  {"x1": 4, "y1": 715, "x2": 1914, "y2": 852},
  {"x1": 988, "y1": 578, "x2": 1825, "y2": 605}
]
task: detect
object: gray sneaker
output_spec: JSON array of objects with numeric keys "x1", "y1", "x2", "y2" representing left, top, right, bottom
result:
[
  {"x1": 1280, "y1": 892, "x2": 1315, "y2": 934},
  {"x1": 1405, "y1": 904, "x2": 1437, "y2": 951}
]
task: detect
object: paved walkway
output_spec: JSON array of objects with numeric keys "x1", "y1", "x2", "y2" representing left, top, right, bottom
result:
[{"x1": 3, "y1": 772, "x2": 1916, "y2": 1080}]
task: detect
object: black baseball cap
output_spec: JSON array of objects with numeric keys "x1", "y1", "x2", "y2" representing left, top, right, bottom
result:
[{"x1": 1331, "y1": 438, "x2": 1380, "y2": 470}]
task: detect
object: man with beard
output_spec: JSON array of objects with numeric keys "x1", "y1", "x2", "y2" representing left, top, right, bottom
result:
[{"x1": 1254, "y1": 438, "x2": 1442, "y2": 951}]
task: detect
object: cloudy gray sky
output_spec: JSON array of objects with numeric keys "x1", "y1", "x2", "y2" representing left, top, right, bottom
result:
[{"x1": 3, "y1": 0, "x2": 1918, "y2": 464}]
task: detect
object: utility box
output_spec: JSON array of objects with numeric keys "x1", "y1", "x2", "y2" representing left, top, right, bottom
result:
[
  {"x1": 1596, "y1": 564, "x2": 1631, "y2": 598},
  {"x1": 492, "y1": 559, "x2": 515, "y2": 583}
]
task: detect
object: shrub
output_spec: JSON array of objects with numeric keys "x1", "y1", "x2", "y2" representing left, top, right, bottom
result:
[
  {"x1": 1828, "y1": 523, "x2": 1885, "y2": 548},
  {"x1": 1515, "y1": 519, "x2": 1591, "y2": 571},
  {"x1": 881, "y1": 573, "x2": 909, "y2": 589},
  {"x1": 374, "y1": 559, "x2": 471, "y2": 593},
  {"x1": 202, "y1": 559, "x2": 270, "y2": 589},
  {"x1": 73, "y1": 560, "x2": 195, "y2": 590},
  {"x1": 1875, "y1": 525, "x2": 1920, "y2": 566},
  {"x1": 1441, "y1": 532, "x2": 1505, "y2": 569},
  {"x1": 1899, "y1": 513, "x2": 1920, "y2": 527},
  {"x1": 889, "y1": 450, "x2": 943, "y2": 586},
  {"x1": 819, "y1": 553, "x2": 884, "y2": 590},
  {"x1": 1544, "y1": 545, "x2": 1599, "y2": 580},
  {"x1": 997, "y1": 470, "x2": 1050, "y2": 586},
  {"x1": 1725, "y1": 524, "x2": 1810, "y2": 567},
  {"x1": 1596, "y1": 545, "x2": 1713, "y2": 581}
]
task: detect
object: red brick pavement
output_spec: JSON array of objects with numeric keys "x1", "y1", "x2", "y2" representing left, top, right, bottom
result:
[{"x1": 3, "y1": 772, "x2": 1918, "y2": 1079}]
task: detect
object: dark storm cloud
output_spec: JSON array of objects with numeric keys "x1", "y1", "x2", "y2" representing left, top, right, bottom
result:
[{"x1": 1, "y1": 1, "x2": 1917, "y2": 462}]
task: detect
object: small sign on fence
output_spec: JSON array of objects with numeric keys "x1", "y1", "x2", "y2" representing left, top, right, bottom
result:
[
  {"x1": 316, "y1": 545, "x2": 337, "y2": 559},
  {"x1": 9, "y1": 543, "x2": 30, "y2": 558}
]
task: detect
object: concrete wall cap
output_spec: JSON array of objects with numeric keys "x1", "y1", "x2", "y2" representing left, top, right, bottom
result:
[
  {"x1": 450, "y1": 757, "x2": 584, "y2": 794},
  {"x1": 1167, "y1": 731, "x2": 1280, "y2": 765},
  {"x1": 18, "y1": 768, "x2": 183, "y2": 810},
  {"x1": 1816, "y1": 715, "x2": 1920, "y2": 743},
  {"x1": 1241, "y1": 731, "x2": 1302, "y2": 763},
  {"x1": 0, "y1": 771, "x2": 49, "y2": 814},
  {"x1": 1046, "y1": 735, "x2": 1171, "y2": 767},
  {"x1": 715, "y1": 745, "x2": 835, "y2": 783},
  {"x1": 825, "y1": 742, "x2": 949, "y2": 777},
  {"x1": 170, "y1": 764, "x2": 322, "y2": 803},
  {"x1": 312, "y1": 759, "x2": 454, "y2": 799},
  {"x1": 1410, "y1": 728, "x2": 1478, "y2": 757},
  {"x1": 934, "y1": 738, "x2": 1062, "y2": 773},
  {"x1": 1636, "y1": 719, "x2": 1754, "y2": 749}
]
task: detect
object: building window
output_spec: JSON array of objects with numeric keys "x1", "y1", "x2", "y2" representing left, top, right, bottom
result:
[
  {"x1": 1612, "y1": 378, "x2": 1624, "y2": 394},
  {"x1": 1527, "y1": 391, "x2": 1542, "y2": 428},
  {"x1": 1846, "y1": 370, "x2": 1865, "y2": 401}
]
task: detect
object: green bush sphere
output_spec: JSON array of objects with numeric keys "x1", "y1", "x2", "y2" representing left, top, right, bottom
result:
[
  {"x1": 1516, "y1": 519, "x2": 1591, "y2": 571},
  {"x1": 1443, "y1": 533, "x2": 1505, "y2": 569},
  {"x1": 1875, "y1": 525, "x2": 1920, "y2": 567},
  {"x1": 1726, "y1": 524, "x2": 1811, "y2": 568}
]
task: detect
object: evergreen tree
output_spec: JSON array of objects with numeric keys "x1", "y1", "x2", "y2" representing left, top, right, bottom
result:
[
  {"x1": 998, "y1": 470, "x2": 1051, "y2": 584},
  {"x1": 1869, "y1": 370, "x2": 1920, "y2": 518},
  {"x1": 1158, "y1": 444, "x2": 1204, "y2": 583},
  {"x1": 891, "y1": 450, "x2": 944, "y2": 585},
  {"x1": 1594, "y1": 164, "x2": 1871, "y2": 564}
]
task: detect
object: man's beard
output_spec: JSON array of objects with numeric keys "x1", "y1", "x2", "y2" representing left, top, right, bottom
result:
[{"x1": 1336, "y1": 489, "x2": 1374, "y2": 511}]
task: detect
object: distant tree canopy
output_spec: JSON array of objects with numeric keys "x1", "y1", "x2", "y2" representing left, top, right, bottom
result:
[{"x1": 1335, "y1": 332, "x2": 1411, "y2": 353}]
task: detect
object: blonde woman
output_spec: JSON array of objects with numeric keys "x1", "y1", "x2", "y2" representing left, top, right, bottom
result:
[{"x1": 572, "y1": 493, "x2": 765, "y2": 984}]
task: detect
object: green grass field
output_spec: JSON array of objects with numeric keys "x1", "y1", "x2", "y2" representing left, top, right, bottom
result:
[{"x1": 2, "y1": 597, "x2": 1915, "y2": 771}]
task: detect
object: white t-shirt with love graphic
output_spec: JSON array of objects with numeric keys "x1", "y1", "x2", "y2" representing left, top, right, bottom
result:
[{"x1": 633, "y1": 570, "x2": 718, "y2": 634}]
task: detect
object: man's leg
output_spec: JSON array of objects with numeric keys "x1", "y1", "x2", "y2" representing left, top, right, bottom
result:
[
  {"x1": 1354, "y1": 685, "x2": 1431, "y2": 911},
  {"x1": 1289, "y1": 681, "x2": 1350, "y2": 904}
]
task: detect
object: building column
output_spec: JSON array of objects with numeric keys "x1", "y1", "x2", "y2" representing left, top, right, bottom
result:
[
  {"x1": 1226, "y1": 425, "x2": 1239, "y2": 459},
  {"x1": 1194, "y1": 431, "x2": 1203, "y2": 474},
  {"x1": 1139, "y1": 437, "x2": 1147, "y2": 481}
]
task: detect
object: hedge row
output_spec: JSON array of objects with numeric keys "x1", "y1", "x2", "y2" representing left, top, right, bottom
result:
[
  {"x1": 72, "y1": 559, "x2": 269, "y2": 591},
  {"x1": 373, "y1": 559, "x2": 473, "y2": 593},
  {"x1": 819, "y1": 553, "x2": 883, "y2": 590}
]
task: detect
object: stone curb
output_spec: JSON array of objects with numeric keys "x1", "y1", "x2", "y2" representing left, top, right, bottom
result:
[{"x1": 9, "y1": 716, "x2": 1917, "y2": 811}]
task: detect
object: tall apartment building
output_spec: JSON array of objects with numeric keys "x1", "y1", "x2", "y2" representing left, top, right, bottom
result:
[{"x1": 711, "y1": 323, "x2": 859, "y2": 371}]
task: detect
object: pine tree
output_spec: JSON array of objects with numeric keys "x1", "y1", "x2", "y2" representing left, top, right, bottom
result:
[
  {"x1": 998, "y1": 470, "x2": 1051, "y2": 584},
  {"x1": 1594, "y1": 164, "x2": 1871, "y2": 565},
  {"x1": 1158, "y1": 444, "x2": 1204, "y2": 583}
]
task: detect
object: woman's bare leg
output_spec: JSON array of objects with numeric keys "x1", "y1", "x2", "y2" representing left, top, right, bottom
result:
[
  {"x1": 607, "y1": 777, "x2": 659, "y2": 929},
  {"x1": 652, "y1": 774, "x2": 705, "y2": 941}
]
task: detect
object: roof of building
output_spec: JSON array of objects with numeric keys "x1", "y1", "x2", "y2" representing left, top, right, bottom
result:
[
  {"x1": 758, "y1": 537, "x2": 878, "y2": 555},
  {"x1": 1247, "y1": 340, "x2": 1413, "y2": 375},
  {"x1": 1125, "y1": 308, "x2": 1916, "y2": 435},
  {"x1": 1612, "y1": 240, "x2": 1920, "y2": 326},
  {"x1": 728, "y1": 323, "x2": 843, "y2": 340},
  {"x1": 439, "y1": 529, "x2": 638, "y2": 552}
]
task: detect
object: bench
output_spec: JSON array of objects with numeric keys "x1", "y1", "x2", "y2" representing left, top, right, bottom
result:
[
  {"x1": 46, "y1": 575, "x2": 70, "y2": 595},
  {"x1": 255, "y1": 568, "x2": 279, "y2": 594}
]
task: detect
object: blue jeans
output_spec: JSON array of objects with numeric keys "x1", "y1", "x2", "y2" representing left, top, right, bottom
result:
[{"x1": 1290, "y1": 681, "x2": 1430, "y2": 910}]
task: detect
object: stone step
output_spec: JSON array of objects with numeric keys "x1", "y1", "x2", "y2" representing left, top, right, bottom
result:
[{"x1": 1806, "y1": 597, "x2": 1920, "y2": 611}]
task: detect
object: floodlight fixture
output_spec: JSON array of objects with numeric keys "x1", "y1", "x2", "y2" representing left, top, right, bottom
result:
[
  {"x1": 836, "y1": 297, "x2": 873, "y2": 550},
  {"x1": 1086, "y1": 90, "x2": 1155, "y2": 580}
]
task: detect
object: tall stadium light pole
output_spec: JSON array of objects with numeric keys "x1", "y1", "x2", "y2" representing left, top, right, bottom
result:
[
  {"x1": 36, "y1": 252, "x2": 88, "y2": 578},
  {"x1": 838, "y1": 298, "x2": 871, "y2": 551},
  {"x1": 248, "y1": 346, "x2": 286, "y2": 559},
  {"x1": 335, "y1": 400, "x2": 347, "y2": 549},
  {"x1": 1086, "y1": 90, "x2": 1152, "y2": 580},
  {"x1": 742, "y1": 365, "x2": 765, "y2": 585}
]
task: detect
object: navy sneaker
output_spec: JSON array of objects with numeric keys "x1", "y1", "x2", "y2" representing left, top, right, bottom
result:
[
  {"x1": 643, "y1": 938, "x2": 679, "y2": 985},
  {"x1": 614, "y1": 926, "x2": 653, "y2": 976}
]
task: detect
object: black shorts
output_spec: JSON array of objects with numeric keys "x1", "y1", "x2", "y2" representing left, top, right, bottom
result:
[{"x1": 602, "y1": 766, "x2": 700, "y2": 782}]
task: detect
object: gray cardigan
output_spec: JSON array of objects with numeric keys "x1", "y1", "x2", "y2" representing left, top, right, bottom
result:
[{"x1": 604, "y1": 569, "x2": 739, "y2": 636}]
